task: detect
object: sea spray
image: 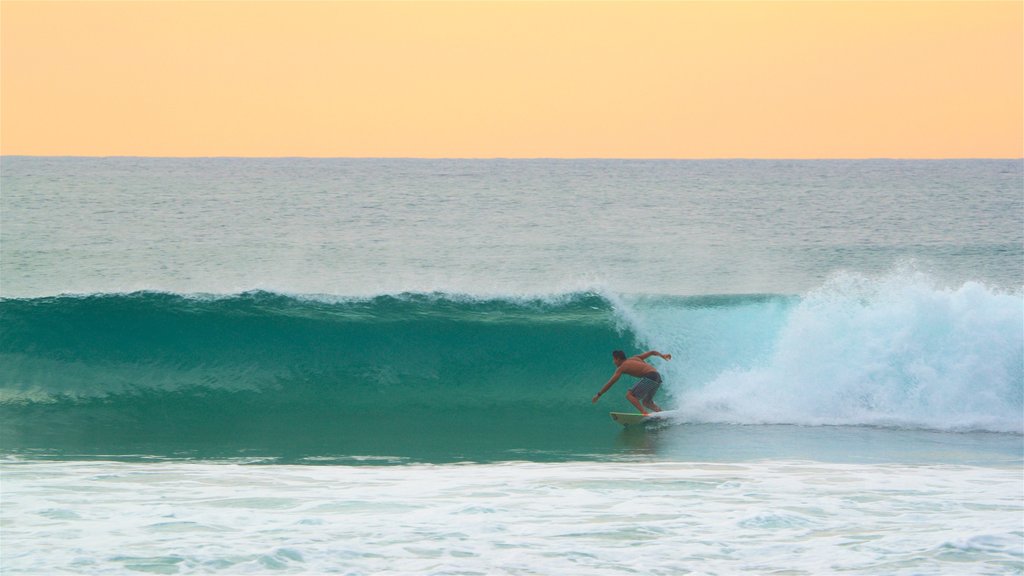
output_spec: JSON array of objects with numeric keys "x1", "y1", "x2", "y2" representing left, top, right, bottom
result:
[{"x1": 668, "y1": 272, "x2": 1024, "y2": 432}]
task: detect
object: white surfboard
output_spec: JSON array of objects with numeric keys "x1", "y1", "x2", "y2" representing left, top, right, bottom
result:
[
  {"x1": 609, "y1": 412, "x2": 649, "y2": 426},
  {"x1": 609, "y1": 410, "x2": 677, "y2": 426}
]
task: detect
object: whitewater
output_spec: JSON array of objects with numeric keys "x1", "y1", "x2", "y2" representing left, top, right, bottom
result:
[{"x1": 1, "y1": 158, "x2": 1022, "y2": 574}]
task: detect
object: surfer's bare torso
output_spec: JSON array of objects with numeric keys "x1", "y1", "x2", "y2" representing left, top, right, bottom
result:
[{"x1": 615, "y1": 357, "x2": 659, "y2": 379}]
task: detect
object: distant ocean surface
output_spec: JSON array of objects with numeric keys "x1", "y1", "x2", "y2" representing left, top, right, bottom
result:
[{"x1": 2, "y1": 157, "x2": 1022, "y2": 574}]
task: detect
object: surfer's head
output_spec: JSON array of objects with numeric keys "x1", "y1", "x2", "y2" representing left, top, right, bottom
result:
[{"x1": 612, "y1": 350, "x2": 627, "y2": 365}]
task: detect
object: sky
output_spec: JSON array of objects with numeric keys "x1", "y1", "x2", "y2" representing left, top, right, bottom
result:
[{"x1": 1, "y1": 1, "x2": 1021, "y2": 159}]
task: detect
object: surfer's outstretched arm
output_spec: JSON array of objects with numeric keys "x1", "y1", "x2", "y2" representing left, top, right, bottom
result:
[
  {"x1": 592, "y1": 369, "x2": 622, "y2": 403},
  {"x1": 638, "y1": 350, "x2": 672, "y2": 361}
]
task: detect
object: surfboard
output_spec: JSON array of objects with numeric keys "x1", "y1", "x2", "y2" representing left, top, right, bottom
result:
[
  {"x1": 610, "y1": 410, "x2": 677, "y2": 426},
  {"x1": 609, "y1": 412, "x2": 649, "y2": 426}
]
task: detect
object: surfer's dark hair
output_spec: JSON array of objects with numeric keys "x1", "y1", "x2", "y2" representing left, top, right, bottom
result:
[{"x1": 612, "y1": 350, "x2": 627, "y2": 361}]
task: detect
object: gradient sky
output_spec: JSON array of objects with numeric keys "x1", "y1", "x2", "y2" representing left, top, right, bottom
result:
[{"x1": 2, "y1": 1, "x2": 1021, "y2": 158}]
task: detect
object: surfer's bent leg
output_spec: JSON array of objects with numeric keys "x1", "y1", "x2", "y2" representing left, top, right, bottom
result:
[
  {"x1": 629, "y1": 374, "x2": 662, "y2": 415},
  {"x1": 625, "y1": 390, "x2": 648, "y2": 416}
]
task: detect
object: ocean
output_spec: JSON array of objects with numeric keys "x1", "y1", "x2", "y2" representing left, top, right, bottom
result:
[{"x1": 1, "y1": 157, "x2": 1021, "y2": 574}]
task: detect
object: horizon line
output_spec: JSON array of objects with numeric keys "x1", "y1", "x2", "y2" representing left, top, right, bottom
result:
[{"x1": 3, "y1": 155, "x2": 1022, "y2": 162}]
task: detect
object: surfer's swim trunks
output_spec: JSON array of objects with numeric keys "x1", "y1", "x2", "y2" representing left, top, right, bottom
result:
[{"x1": 629, "y1": 371, "x2": 662, "y2": 403}]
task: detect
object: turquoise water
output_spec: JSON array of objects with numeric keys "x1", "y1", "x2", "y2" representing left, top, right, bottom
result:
[
  {"x1": 1, "y1": 158, "x2": 1021, "y2": 574},
  {"x1": 2, "y1": 289, "x2": 1021, "y2": 463}
]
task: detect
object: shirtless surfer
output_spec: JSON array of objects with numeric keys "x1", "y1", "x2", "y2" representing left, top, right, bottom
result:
[{"x1": 591, "y1": 350, "x2": 672, "y2": 416}]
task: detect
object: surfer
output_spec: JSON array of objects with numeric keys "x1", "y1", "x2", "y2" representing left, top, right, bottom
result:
[{"x1": 592, "y1": 350, "x2": 672, "y2": 416}]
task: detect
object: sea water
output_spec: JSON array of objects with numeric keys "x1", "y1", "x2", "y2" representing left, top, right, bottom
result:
[{"x1": 1, "y1": 158, "x2": 1022, "y2": 574}]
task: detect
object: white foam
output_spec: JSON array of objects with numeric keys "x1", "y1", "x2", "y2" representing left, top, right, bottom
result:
[
  {"x1": 627, "y1": 271, "x2": 1024, "y2": 433},
  {"x1": 3, "y1": 458, "x2": 1020, "y2": 575}
]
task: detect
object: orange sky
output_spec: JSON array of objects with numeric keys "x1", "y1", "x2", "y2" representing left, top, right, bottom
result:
[{"x1": 2, "y1": 1, "x2": 1021, "y2": 158}]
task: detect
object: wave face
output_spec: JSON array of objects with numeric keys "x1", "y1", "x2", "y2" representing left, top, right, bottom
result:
[
  {"x1": 0, "y1": 292, "x2": 633, "y2": 460},
  {"x1": 1, "y1": 274, "x2": 1021, "y2": 461}
]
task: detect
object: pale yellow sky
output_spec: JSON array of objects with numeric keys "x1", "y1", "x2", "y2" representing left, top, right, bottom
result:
[{"x1": 1, "y1": 1, "x2": 1021, "y2": 158}]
